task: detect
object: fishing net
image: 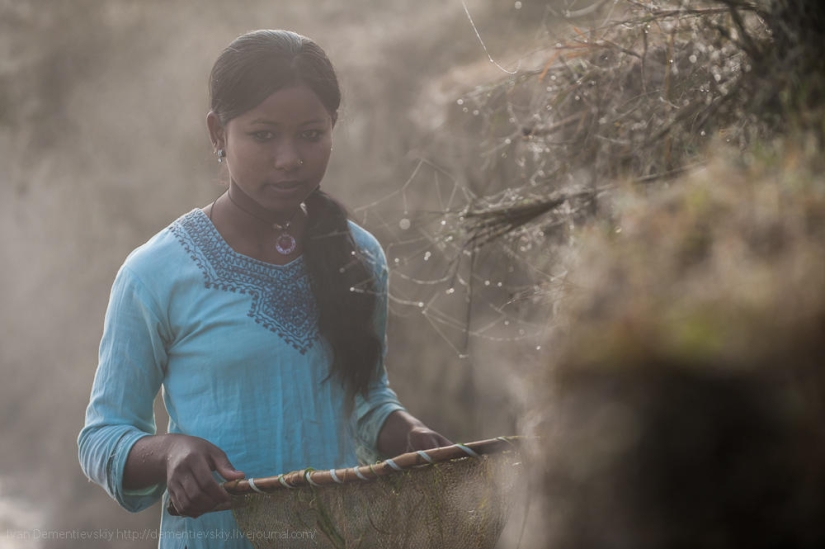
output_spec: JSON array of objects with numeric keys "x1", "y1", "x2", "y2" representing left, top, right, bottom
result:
[{"x1": 226, "y1": 437, "x2": 522, "y2": 549}]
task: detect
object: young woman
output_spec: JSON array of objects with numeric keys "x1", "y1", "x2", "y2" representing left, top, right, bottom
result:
[{"x1": 78, "y1": 29, "x2": 449, "y2": 548}]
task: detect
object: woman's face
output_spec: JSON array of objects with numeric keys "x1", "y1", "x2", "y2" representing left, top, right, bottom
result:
[{"x1": 210, "y1": 83, "x2": 335, "y2": 217}]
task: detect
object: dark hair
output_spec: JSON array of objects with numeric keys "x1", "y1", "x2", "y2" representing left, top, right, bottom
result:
[
  {"x1": 209, "y1": 30, "x2": 341, "y2": 123},
  {"x1": 209, "y1": 30, "x2": 381, "y2": 397}
]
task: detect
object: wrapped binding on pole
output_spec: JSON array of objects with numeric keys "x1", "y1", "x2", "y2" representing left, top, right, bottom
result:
[{"x1": 171, "y1": 437, "x2": 523, "y2": 549}]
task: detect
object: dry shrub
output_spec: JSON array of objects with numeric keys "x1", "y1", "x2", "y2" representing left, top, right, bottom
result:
[
  {"x1": 387, "y1": 0, "x2": 825, "y2": 428},
  {"x1": 526, "y1": 139, "x2": 825, "y2": 548},
  {"x1": 742, "y1": 0, "x2": 825, "y2": 135},
  {"x1": 403, "y1": 2, "x2": 774, "y2": 343},
  {"x1": 417, "y1": 0, "x2": 824, "y2": 300},
  {"x1": 436, "y1": 1, "x2": 762, "y2": 210},
  {"x1": 464, "y1": 2, "x2": 825, "y2": 547}
]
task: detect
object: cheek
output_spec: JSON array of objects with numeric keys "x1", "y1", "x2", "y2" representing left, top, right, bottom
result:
[
  {"x1": 226, "y1": 155, "x2": 264, "y2": 186},
  {"x1": 305, "y1": 140, "x2": 333, "y2": 166},
  {"x1": 312, "y1": 147, "x2": 332, "y2": 165},
  {"x1": 229, "y1": 143, "x2": 268, "y2": 169}
]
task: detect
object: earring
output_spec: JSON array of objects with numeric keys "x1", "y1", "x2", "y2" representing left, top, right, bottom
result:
[
  {"x1": 298, "y1": 159, "x2": 304, "y2": 166},
  {"x1": 216, "y1": 149, "x2": 225, "y2": 163}
]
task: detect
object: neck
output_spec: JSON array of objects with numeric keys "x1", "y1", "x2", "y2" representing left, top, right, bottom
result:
[
  {"x1": 226, "y1": 187, "x2": 300, "y2": 228},
  {"x1": 210, "y1": 191, "x2": 307, "y2": 261}
]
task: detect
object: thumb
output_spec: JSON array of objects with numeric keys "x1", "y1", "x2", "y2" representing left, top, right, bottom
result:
[
  {"x1": 212, "y1": 451, "x2": 245, "y2": 481},
  {"x1": 436, "y1": 433, "x2": 453, "y2": 447}
]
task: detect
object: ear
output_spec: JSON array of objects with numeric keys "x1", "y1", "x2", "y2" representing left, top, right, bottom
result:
[{"x1": 206, "y1": 111, "x2": 226, "y2": 151}]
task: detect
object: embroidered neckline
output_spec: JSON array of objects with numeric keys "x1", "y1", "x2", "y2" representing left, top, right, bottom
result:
[{"x1": 170, "y1": 209, "x2": 318, "y2": 354}]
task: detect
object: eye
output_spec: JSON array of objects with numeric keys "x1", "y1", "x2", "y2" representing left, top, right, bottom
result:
[
  {"x1": 301, "y1": 129, "x2": 324, "y2": 142},
  {"x1": 251, "y1": 131, "x2": 274, "y2": 142}
]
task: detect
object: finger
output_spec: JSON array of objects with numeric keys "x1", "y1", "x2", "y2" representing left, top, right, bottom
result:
[
  {"x1": 436, "y1": 433, "x2": 453, "y2": 447},
  {"x1": 421, "y1": 436, "x2": 442, "y2": 450},
  {"x1": 168, "y1": 468, "x2": 208, "y2": 518},
  {"x1": 168, "y1": 482, "x2": 193, "y2": 517},
  {"x1": 175, "y1": 477, "x2": 209, "y2": 518},
  {"x1": 408, "y1": 431, "x2": 435, "y2": 451},
  {"x1": 176, "y1": 464, "x2": 229, "y2": 518},
  {"x1": 190, "y1": 464, "x2": 233, "y2": 508},
  {"x1": 410, "y1": 430, "x2": 451, "y2": 451},
  {"x1": 211, "y1": 501, "x2": 234, "y2": 513},
  {"x1": 211, "y1": 450, "x2": 245, "y2": 481}
]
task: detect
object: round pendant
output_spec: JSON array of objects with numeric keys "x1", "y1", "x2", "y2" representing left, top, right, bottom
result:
[{"x1": 275, "y1": 233, "x2": 297, "y2": 255}]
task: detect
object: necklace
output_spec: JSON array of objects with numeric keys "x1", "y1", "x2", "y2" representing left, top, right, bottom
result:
[{"x1": 225, "y1": 191, "x2": 306, "y2": 255}]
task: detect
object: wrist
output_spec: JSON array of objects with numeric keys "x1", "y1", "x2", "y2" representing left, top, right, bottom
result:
[{"x1": 123, "y1": 434, "x2": 179, "y2": 490}]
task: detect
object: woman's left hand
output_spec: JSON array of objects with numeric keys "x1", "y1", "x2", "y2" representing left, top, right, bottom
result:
[
  {"x1": 406, "y1": 425, "x2": 452, "y2": 452},
  {"x1": 377, "y1": 410, "x2": 452, "y2": 457}
]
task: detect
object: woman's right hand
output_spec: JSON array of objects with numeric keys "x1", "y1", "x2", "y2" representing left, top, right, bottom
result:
[
  {"x1": 164, "y1": 434, "x2": 245, "y2": 518},
  {"x1": 124, "y1": 433, "x2": 245, "y2": 519}
]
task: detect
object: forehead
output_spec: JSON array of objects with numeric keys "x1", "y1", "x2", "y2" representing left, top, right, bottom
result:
[{"x1": 233, "y1": 84, "x2": 331, "y2": 127}]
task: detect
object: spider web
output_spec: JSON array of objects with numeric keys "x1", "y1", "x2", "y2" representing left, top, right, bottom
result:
[
  {"x1": 347, "y1": 0, "x2": 621, "y2": 361},
  {"x1": 351, "y1": 158, "x2": 560, "y2": 360}
]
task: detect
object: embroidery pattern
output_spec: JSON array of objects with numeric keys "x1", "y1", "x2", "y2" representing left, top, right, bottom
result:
[{"x1": 170, "y1": 210, "x2": 318, "y2": 354}]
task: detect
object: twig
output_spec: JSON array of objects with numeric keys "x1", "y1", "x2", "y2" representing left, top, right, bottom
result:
[{"x1": 460, "y1": 0, "x2": 519, "y2": 75}]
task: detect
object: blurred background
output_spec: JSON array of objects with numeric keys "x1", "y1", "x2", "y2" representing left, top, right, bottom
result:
[{"x1": 4, "y1": 0, "x2": 824, "y2": 547}]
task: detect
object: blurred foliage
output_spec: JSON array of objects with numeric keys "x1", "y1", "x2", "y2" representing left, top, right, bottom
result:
[{"x1": 528, "y1": 138, "x2": 825, "y2": 548}]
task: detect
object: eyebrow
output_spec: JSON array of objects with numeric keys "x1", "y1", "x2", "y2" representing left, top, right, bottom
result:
[{"x1": 249, "y1": 118, "x2": 327, "y2": 126}]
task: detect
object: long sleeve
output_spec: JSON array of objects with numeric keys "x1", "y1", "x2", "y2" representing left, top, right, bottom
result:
[
  {"x1": 78, "y1": 264, "x2": 169, "y2": 512},
  {"x1": 350, "y1": 230, "x2": 405, "y2": 462},
  {"x1": 79, "y1": 212, "x2": 403, "y2": 547}
]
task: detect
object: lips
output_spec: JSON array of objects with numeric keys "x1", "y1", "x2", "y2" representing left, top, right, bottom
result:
[
  {"x1": 269, "y1": 180, "x2": 303, "y2": 190},
  {"x1": 261, "y1": 180, "x2": 310, "y2": 202},
  {"x1": 263, "y1": 180, "x2": 308, "y2": 196}
]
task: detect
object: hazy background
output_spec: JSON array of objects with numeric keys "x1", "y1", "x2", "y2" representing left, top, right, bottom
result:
[{"x1": 0, "y1": 0, "x2": 559, "y2": 547}]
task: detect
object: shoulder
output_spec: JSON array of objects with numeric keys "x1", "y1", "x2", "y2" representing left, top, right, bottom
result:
[
  {"x1": 119, "y1": 209, "x2": 204, "y2": 286},
  {"x1": 348, "y1": 220, "x2": 387, "y2": 272},
  {"x1": 347, "y1": 220, "x2": 384, "y2": 258}
]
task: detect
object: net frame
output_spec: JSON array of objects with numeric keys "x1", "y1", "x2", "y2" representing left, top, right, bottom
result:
[{"x1": 168, "y1": 437, "x2": 523, "y2": 549}]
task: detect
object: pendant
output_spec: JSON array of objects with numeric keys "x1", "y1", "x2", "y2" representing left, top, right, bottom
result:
[{"x1": 275, "y1": 232, "x2": 297, "y2": 255}]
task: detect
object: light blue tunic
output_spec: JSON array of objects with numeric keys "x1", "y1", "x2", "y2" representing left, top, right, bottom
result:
[{"x1": 78, "y1": 209, "x2": 404, "y2": 548}]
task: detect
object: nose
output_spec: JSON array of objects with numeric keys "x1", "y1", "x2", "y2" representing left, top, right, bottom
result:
[{"x1": 273, "y1": 141, "x2": 302, "y2": 171}]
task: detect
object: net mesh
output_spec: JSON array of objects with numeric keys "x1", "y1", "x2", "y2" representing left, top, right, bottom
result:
[{"x1": 231, "y1": 450, "x2": 522, "y2": 549}]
